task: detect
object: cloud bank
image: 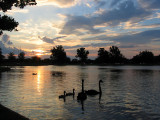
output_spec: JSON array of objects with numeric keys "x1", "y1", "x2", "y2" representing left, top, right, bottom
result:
[
  {"x1": 60, "y1": 0, "x2": 152, "y2": 35},
  {"x1": 82, "y1": 29, "x2": 160, "y2": 45},
  {"x1": 138, "y1": 0, "x2": 160, "y2": 9},
  {"x1": 0, "y1": 34, "x2": 23, "y2": 54},
  {"x1": 2, "y1": 34, "x2": 13, "y2": 45}
]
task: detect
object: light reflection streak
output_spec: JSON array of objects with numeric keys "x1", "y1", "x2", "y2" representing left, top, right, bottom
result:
[{"x1": 37, "y1": 68, "x2": 42, "y2": 95}]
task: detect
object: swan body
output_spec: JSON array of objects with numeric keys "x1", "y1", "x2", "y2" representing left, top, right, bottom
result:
[
  {"x1": 85, "y1": 90, "x2": 99, "y2": 95},
  {"x1": 77, "y1": 79, "x2": 87, "y2": 100},
  {"x1": 52, "y1": 72, "x2": 63, "y2": 76},
  {"x1": 32, "y1": 73, "x2": 37, "y2": 75},
  {"x1": 85, "y1": 80, "x2": 103, "y2": 95},
  {"x1": 77, "y1": 92, "x2": 87, "y2": 100},
  {"x1": 66, "y1": 89, "x2": 75, "y2": 96},
  {"x1": 59, "y1": 91, "x2": 66, "y2": 99}
]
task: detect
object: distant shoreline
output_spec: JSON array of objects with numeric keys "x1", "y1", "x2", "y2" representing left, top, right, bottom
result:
[
  {"x1": 0, "y1": 66, "x2": 11, "y2": 72},
  {"x1": 0, "y1": 104, "x2": 29, "y2": 120},
  {"x1": 1, "y1": 63, "x2": 160, "y2": 67}
]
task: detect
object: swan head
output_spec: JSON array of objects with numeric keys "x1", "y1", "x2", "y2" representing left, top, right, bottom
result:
[
  {"x1": 64, "y1": 91, "x2": 66, "y2": 95},
  {"x1": 82, "y1": 79, "x2": 84, "y2": 82},
  {"x1": 99, "y1": 80, "x2": 103, "y2": 83}
]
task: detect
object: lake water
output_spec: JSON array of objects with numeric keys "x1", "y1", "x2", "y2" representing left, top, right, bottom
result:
[{"x1": 0, "y1": 65, "x2": 160, "y2": 120}]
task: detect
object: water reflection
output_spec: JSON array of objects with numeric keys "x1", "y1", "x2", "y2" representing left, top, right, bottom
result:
[
  {"x1": 80, "y1": 100, "x2": 84, "y2": 111},
  {"x1": 0, "y1": 66, "x2": 160, "y2": 120},
  {"x1": 99, "y1": 93, "x2": 102, "y2": 104},
  {"x1": 37, "y1": 69, "x2": 41, "y2": 94}
]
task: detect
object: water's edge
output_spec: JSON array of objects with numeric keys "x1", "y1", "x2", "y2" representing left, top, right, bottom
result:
[{"x1": 0, "y1": 104, "x2": 29, "y2": 120}]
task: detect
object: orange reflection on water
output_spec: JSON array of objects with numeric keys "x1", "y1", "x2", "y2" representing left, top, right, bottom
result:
[
  {"x1": 36, "y1": 67, "x2": 43, "y2": 95},
  {"x1": 37, "y1": 73, "x2": 41, "y2": 94}
]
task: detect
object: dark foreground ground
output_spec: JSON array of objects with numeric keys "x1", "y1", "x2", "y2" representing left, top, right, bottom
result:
[{"x1": 0, "y1": 104, "x2": 29, "y2": 120}]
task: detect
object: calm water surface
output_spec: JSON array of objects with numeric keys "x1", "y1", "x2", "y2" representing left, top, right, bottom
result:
[{"x1": 0, "y1": 65, "x2": 160, "y2": 120}]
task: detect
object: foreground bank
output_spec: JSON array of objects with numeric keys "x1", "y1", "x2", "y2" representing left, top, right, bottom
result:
[{"x1": 0, "y1": 104, "x2": 29, "y2": 120}]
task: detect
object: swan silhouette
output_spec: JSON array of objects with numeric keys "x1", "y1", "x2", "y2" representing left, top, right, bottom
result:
[
  {"x1": 59, "y1": 91, "x2": 66, "y2": 99},
  {"x1": 32, "y1": 73, "x2": 37, "y2": 75},
  {"x1": 66, "y1": 89, "x2": 75, "y2": 96},
  {"x1": 77, "y1": 79, "x2": 87, "y2": 100},
  {"x1": 85, "y1": 80, "x2": 103, "y2": 95}
]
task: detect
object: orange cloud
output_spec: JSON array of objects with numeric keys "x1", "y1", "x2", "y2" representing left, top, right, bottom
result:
[{"x1": 37, "y1": 0, "x2": 77, "y2": 7}]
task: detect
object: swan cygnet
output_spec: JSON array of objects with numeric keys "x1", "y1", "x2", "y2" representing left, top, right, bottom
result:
[
  {"x1": 85, "y1": 80, "x2": 103, "y2": 95},
  {"x1": 59, "y1": 91, "x2": 66, "y2": 99},
  {"x1": 66, "y1": 89, "x2": 75, "y2": 96}
]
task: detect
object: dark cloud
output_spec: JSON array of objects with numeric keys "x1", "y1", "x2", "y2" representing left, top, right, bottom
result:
[
  {"x1": 60, "y1": 0, "x2": 151, "y2": 35},
  {"x1": 64, "y1": 42, "x2": 112, "y2": 49},
  {"x1": 1, "y1": 34, "x2": 13, "y2": 45},
  {"x1": 94, "y1": 0, "x2": 106, "y2": 8},
  {"x1": 110, "y1": 0, "x2": 121, "y2": 7},
  {"x1": 0, "y1": 41, "x2": 23, "y2": 54},
  {"x1": 94, "y1": 0, "x2": 151, "y2": 25},
  {"x1": 0, "y1": 34, "x2": 24, "y2": 54},
  {"x1": 59, "y1": 15, "x2": 103, "y2": 35},
  {"x1": 138, "y1": 0, "x2": 160, "y2": 9},
  {"x1": 54, "y1": 36, "x2": 66, "y2": 40},
  {"x1": 39, "y1": 36, "x2": 54, "y2": 44},
  {"x1": 119, "y1": 45, "x2": 137, "y2": 48},
  {"x1": 82, "y1": 29, "x2": 160, "y2": 45},
  {"x1": 82, "y1": 35, "x2": 110, "y2": 41},
  {"x1": 39, "y1": 36, "x2": 66, "y2": 44},
  {"x1": 7, "y1": 41, "x2": 13, "y2": 45},
  {"x1": 112, "y1": 29, "x2": 160, "y2": 44}
]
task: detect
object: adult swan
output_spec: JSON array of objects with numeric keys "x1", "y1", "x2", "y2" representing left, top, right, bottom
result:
[
  {"x1": 85, "y1": 80, "x2": 103, "y2": 95},
  {"x1": 77, "y1": 79, "x2": 87, "y2": 100}
]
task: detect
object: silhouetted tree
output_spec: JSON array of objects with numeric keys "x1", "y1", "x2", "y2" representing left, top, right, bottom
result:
[
  {"x1": 50, "y1": 45, "x2": 68, "y2": 64},
  {"x1": 18, "y1": 52, "x2": 25, "y2": 62},
  {"x1": 66, "y1": 57, "x2": 71, "y2": 64},
  {"x1": 71, "y1": 58, "x2": 79, "y2": 64},
  {"x1": 154, "y1": 55, "x2": 160, "y2": 64},
  {"x1": 0, "y1": 0, "x2": 36, "y2": 35},
  {"x1": 76, "y1": 47, "x2": 89, "y2": 63},
  {"x1": 96, "y1": 48, "x2": 110, "y2": 63},
  {"x1": 132, "y1": 50, "x2": 154, "y2": 64},
  {"x1": 0, "y1": 48, "x2": 5, "y2": 63},
  {"x1": 109, "y1": 46, "x2": 125, "y2": 63},
  {"x1": 43, "y1": 58, "x2": 52, "y2": 64},
  {"x1": 8, "y1": 52, "x2": 16, "y2": 62},
  {"x1": 31, "y1": 56, "x2": 41, "y2": 62},
  {"x1": 131, "y1": 55, "x2": 140, "y2": 64},
  {"x1": 0, "y1": 15, "x2": 18, "y2": 35}
]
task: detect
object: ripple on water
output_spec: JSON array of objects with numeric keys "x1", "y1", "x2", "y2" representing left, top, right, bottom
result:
[{"x1": 0, "y1": 66, "x2": 160, "y2": 120}]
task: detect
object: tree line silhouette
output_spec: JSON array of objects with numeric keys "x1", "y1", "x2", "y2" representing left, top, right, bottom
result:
[{"x1": 0, "y1": 45, "x2": 160, "y2": 66}]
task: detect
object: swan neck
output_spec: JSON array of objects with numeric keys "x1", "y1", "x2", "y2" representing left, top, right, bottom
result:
[
  {"x1": 82, "y1": 80, "x2": 84, "y2": 93},
  {"x1": 99, "y1": 81, "x2": 102, "y2": 93}
]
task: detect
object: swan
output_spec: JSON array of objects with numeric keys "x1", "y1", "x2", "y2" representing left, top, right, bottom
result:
[
  {"x1": 32, "y1": 73, "x2": 37, "y2": 75},
  {"x1": 85, "y1": 80, "x2": 103, "y2": 95},
  {"x1": 77, "y1": 79, "x2": 87, "y2": 100},
  {"x1": 66, "y1": 89, "x2": 75, "y2": 96},
  {"x1": 59, "y1": 91, "x2": 66, "y2": 99}
]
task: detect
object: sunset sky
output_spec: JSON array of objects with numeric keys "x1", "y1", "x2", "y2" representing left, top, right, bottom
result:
[{"x1": 0, "y1": 0, "x2": 160, "y2": 59}]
